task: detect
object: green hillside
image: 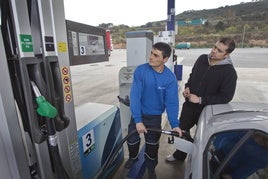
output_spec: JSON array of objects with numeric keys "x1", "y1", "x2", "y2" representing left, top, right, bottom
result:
[{"x1": 100, "y1": 0, "x2": 268, "y2": 48}]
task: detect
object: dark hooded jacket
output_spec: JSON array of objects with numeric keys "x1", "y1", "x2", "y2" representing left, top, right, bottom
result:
[{"x1": 185, "y1": 54, "x2": 237, "y2": 105}]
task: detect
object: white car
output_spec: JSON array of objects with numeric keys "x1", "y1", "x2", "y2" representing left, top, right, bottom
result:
[{"x1": 174, "y1": 102, "x2": 268, "y2": 179}]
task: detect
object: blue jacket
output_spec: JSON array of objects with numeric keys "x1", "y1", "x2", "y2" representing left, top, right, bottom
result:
[{"x1": 130, "y1": 63, "x2": 179, "y2": 128}]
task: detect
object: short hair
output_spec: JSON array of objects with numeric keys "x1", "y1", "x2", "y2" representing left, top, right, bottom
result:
[
  {"x1": 219, "y1": 37, "x2": 236, "y2": 53},
  {"x1": 153, "y1": 42, "x2": 172, "y2": 59}
]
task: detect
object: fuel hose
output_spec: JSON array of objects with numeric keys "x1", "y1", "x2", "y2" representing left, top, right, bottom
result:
[{"x1": 94, "y1": 128, "x2": 191, "y2": 179}]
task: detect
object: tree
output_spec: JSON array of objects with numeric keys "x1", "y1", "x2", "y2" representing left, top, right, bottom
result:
[{"x1": 215, "y1": 21, "x2": 225, "y2": 32}]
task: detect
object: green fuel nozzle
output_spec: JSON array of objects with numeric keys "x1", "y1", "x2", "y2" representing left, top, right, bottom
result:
[{"x1": 31, "y1": 81, "x2": 58, "y2": 118}]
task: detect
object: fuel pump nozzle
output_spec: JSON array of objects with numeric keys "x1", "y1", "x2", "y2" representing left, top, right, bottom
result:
[
  {"x1": 31, "y1": 81, "x2": 70, "y2": 178},
  {"x1": 30, "y1": 81, "x2": 57, "y2": 118}
]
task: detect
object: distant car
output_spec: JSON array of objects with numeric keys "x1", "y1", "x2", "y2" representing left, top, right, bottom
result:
[
  {"x1": 174, "y1": 102, "x2": 268, "y2": 179},
  {"x1": 175, "y1": 42, "x2": 191, "y2": 49}
]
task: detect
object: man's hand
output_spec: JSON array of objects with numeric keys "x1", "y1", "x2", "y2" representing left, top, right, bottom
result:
[
  {"x1": 172, "y1": 127, "x2": 183, "y2": 137},
  {"x1": 183, "y1": 87, "x2": 190, "y2": 98},
  {"x1": 136, "y1": 122, "x2": 147, "y2": 134},
  {"x1": 188, "y1": 94, "x2": 200, "y2": 103}
]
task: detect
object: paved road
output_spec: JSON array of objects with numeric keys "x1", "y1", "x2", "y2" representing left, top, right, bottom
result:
[
  {"x1": 71, "y1": 48, "x2": 268, "y2": 107},
  {"x1": 177, "y1": 48, "x2": 268, "y2": 68},
  {"x1": 71, "y1": 49, "x2": 126, "y2": 106}
]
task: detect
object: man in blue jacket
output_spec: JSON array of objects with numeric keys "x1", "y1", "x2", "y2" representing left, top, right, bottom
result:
[
  {"x1": 166, "y1": 37, "x2": 238, "y2": 162},
  {"x1": 124, "y1": 42, "x2": 182, "y2": 179}
]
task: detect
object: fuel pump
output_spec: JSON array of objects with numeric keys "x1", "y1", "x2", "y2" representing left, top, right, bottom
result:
[
  {"x1": 0, "y1": 24, "x2": 32, "y2": 179},
  {"x1": 1, "y1": 0, "x2": 81, "y2": 178}
]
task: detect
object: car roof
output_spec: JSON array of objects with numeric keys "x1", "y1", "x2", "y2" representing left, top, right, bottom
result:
[
  {"x1": 201, "y1": 102, "x2": 268, "y2": 132},
  {"x1": 210, "y1": 102, "x2": 268, "y2": 115}
]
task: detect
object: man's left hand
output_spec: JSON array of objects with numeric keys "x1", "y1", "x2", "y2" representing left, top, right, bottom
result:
[{"x1": 188, "y1": 94, "x2": 200, "y2": 103}]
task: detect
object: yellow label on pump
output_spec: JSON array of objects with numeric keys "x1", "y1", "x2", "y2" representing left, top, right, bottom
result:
[{"x1": 58, "y1": 42, "x2": 67, "y2": 52}]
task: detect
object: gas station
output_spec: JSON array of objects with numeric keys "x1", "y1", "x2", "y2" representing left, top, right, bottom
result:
[
  {"x1": 2, "y1": 0, "x2": 268, "y2": 179},
  {"x1": 0, "y1": 0, "x2": 181, "y2": 178}
]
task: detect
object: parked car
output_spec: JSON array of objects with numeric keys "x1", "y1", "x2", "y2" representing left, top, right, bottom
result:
[
  {"x1": 175, "y1": 42, "x2": 191, "y2": 49},
  {"x1": 174, "y1": 102, "x2": 268, "y2": 179}
]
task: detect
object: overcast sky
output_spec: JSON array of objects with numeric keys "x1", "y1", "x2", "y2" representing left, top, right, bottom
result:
[{"x1": 64, "y1": 0, "x2": 253, "y2": 27}]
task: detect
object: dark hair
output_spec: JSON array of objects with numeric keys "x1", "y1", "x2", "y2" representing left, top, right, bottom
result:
[
  {"x1": 153, "y1": 42, "x2": 172, "y2": 59},
  {"x1": 219, "y1": 37, "x2": 236, "y2": 53}
]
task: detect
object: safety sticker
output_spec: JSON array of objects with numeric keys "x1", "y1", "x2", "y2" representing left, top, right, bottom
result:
[
  {"x1": 58, "y1": 42, "x2": 68, "y2": 53},
  {"x1": 61, "y1": 66, "x2": 72, "y2": 102}
]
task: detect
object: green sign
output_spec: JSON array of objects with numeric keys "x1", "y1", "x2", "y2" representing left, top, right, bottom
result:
[{"x1": 20, "y1": 34, "x2": 33, "y2": 52}]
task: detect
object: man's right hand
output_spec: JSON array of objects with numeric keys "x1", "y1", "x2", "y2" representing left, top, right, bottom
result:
[
  {"x1": 136, "y1": 122, "x2": 147, "y2": 134},
  {"x1": 172, "y1": 127, "x2": 183, "y2": 137}
]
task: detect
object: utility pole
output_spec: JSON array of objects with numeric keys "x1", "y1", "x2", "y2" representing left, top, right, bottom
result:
[{"x1": 241, "y1": 24, "x2": 246, "y2": 48}]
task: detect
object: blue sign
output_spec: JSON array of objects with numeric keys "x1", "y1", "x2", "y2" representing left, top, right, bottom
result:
[{"x1": 167, "y1": 0, "x2": 175, "y2": 31}]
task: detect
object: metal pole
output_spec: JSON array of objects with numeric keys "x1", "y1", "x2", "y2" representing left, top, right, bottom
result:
[{"x1": 241, "y1": 24, "x2": 246, "y2": 48}]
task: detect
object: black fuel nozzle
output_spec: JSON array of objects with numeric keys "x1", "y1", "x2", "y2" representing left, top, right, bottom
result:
[
  {"x1": 181, "y1": 131, "x2": 194, "y2": 143},
  {"x1": 166, "y1": 131, "x2": 193, "y2": 144},
  {"x1": 117, "y1": 95, "x2": 130, "y2": 106},
  {"x1": 146, "y1": 128, "x2": 182, "y2": 144},
  {"x1": 168, "y1": 136, "x2": 175, "y2": 144}
]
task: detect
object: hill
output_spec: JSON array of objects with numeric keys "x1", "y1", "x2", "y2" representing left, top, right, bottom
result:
[{"x1": 101, "y1": 0, "x2": 268, "y2": 48}]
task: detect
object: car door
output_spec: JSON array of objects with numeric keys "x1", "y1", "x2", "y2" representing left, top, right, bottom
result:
[{"x1": 203, "y1": 129, "x2": 268, "y2": 179}]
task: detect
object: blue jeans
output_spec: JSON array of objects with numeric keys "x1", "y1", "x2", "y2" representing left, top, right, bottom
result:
[{"x1": 127, "y1": 115, "x2": 162, "y2": 171}]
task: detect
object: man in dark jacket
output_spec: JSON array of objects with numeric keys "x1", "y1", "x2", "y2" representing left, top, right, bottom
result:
[{"x1": 166, "y1": 37, "x2": 237, "y2": 162}]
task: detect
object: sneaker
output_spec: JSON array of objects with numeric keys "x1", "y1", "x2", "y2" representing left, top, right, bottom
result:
[
  {"x1": 124, "y1": 158, "x2": 136, "y2": 169},
  {"x1": 169, "y1": 150, "x2": 187, "y2": 161},
  {"x1": 166, "y1": 154, "x2": 176, "y2": 162},
  {"x1": 148, "y1": 169, "x2": 157, "y2": 179}
]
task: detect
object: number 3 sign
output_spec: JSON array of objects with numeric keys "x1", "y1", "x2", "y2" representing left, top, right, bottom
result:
[
  {"x1": 82, "y1": 129, "x2": 95, "y2": 155},
  {"x1": 80, "y1": 46, "x2": 86, "y2": 55}
]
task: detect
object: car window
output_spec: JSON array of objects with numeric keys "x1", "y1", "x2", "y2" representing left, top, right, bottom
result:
[{"x1": 204, "y1": 130, "x2": 268, "y2": 179}]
